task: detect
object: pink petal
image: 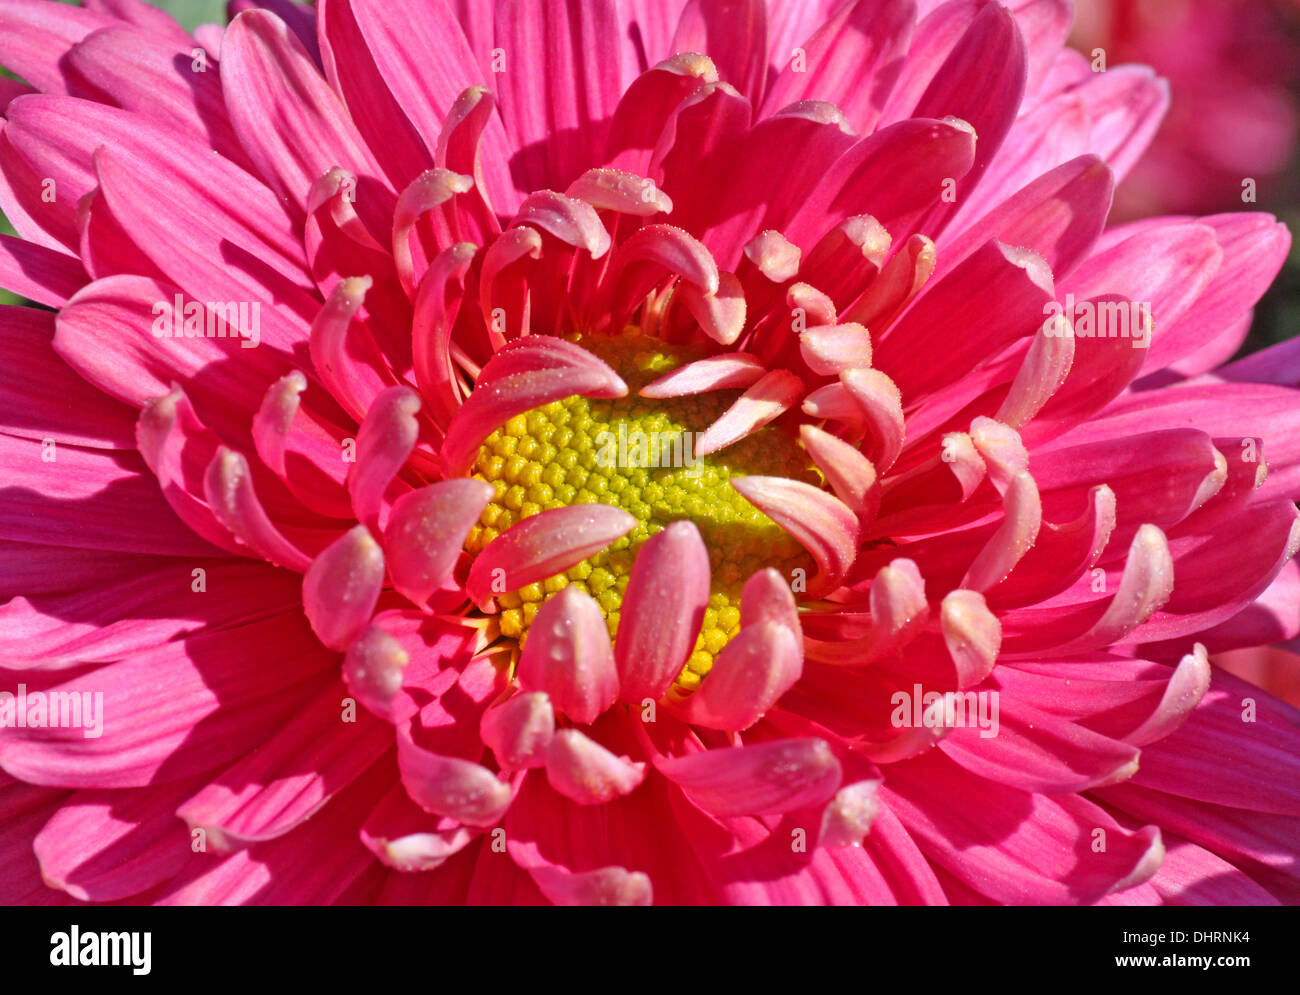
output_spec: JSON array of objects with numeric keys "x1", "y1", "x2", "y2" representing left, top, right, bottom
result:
[
  {"x1": 397, "y1": 734, "x2": 511, "y2": 827},
  {"x1": 655, "y1": 738, "x2": 842, "y2": 817},
  {"x1": 677, "y1": 620, "x2": 802, "y2": 731},
  {"x1": 441, "y1": 337, "x2": 627, "y2": 476},
  {"x1": 348, "y1": 385, "x2": 421, "y2": 532},
  {"x1": 615, "y1": 520, "x2": 711, "y2": 702},
  {"x1": 696, "y1": 369, "x2": 803, "y2": 456},
  {"x1": 481, "y1": 692, "x2": 555, "y2": 773},
  {"x1": 518, "y1": 586, "x2": 619, "y2": 724},
  {"x1": 545, "y1": 729, "x2": 647, "y2": 805},
  {"x1": 730, "y1": 475, "x2": 859, "y2": 596},
  {"x1": 465, "y1": 504, "x2": 637, "y2": 609},
  {"x1": 385, "y1": 479, "x2": 493, "y2": 609},
  {"x1": 302, "y1": 525, "x2": 385, "y2": 651}
]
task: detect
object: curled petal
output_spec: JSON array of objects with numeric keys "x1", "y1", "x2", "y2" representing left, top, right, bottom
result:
[
  {"x1": 566, "y1": 167, "x2": 673, "y2": 216},
  {"x1": 135, "y1": 386, "x2": 242, "y2": 555},
  {"x1": 696, "y1": 370, "x2": 804, "y2": 456},
  {"x1": 441, "y1": 338, "x2": 627, "y2": 476},
  {"x1": 203, "y1": 447, "x2": 312, "y2": 572},
  {"x1": 819, "y1": 778, "x2": 883, "y2": 848},
  {"x1": 677, "y1": 269, "x2": 747, "y2": 345},
  {"x1": 743, "y1": 229, "x2": 801, "y2": 283},
  {"x1": 308, "y1": 275, "x2": 383, "y2": 423},
  {"x1": 1075, "y1": 524, "x2": 1175, "y2": 649},
  {"x1": 616, "y1": 521, "x2": 711, "y2": 703},
  {"x1": 545, "y1": 729, "x2": 647, "y2": 805},
  {"x1": 856, "y1": 695, "x2": 956, "y2": 764},
  {"x1": 739, "y1": 566, "x2": 801, "y2": 639},
  {"x1": 640, "y1": 352, "x2": 765, "y2": 398},
  {"x1": 730, "y1": 476, "x2": 859, "y2": 596},
  {"x1": 518, "y1": 586, "x2": 619, "y2": 724},
  {"x1": 481, "y1": 692, "x2": 555, "y2": 772},
  {"x1": 436, "y1": 86, "x2": 506, "y2": 229},
  {"x1": 843, "y1": 233, "x2": 935, "y2": 329},
  {"x1": 788, "y1": 281, "x2": 838, "y2": 327},
  {"x1": 1124, "y1": 644, "x2": 1211, "y2": 747},
  {"x1": 654, "y1": 739, "x2": 842, "y2": 817},
  {"x1": 840, "y1": 367, "x2": 905, "y2": 472},
  {"x1": 386, "y1": 479, "x2": 494, "y2": 608},
  {"x1": 961, "y1": 470, "x2": 1043, "y2": 591},
  {"x1": 799, "y1": 424, "x2": 880, "y2": 520},
  {"x1": 678, "y1": 621, "x2": 802, "y2": 731},
  {"x1": 805, "y1": 558, "x2": 927, "y2": 664},
  {"x1": 940, "y1": 590, "x2": 1001, "y2": 689},
  {"x1": 343, "y1": 622, "x2": 410, "y2": 720},
  {"x1": 392, "y1": 168, "x2": 473, "y2": 296},
  {"x1": 513, "y1": 190, "x2": 611, "y2": 258},
  {"x1": 530, "y1": 865, "x2": 652, "y2": 907},
  {"x1": 478, "y1": 226, "x2": 542, "y2": 342},
  {"x1": 302, "y1": 525, "x2": 385, "y2": 651},
  {"x1": 466, "y1": 504, "x2": 637, "y2": 609},
  {"x1": 413, "y1": 241, "x2": 476, "y2": 424},
  {"x1": 970, "y1": 416, "x2": 1029, "y2": 494},
  {"x1": 940, "y1": 433, "x2": 989, "y2": 501},
  {"x1": 996, "y1": 313, "x2": 1075, "y2": 429},
  {"x1": 608, "y1": 223, "x2": 720, "y2": 295},
  {"x1": 398, "y1": 739, "x2": 511, "y2": 827},
  {"x1": 349, "y1": 385, "x2": 421, "y2": 533},
  {"x1": 799, "y1": 322, "x2": 873, "y2": 376}
]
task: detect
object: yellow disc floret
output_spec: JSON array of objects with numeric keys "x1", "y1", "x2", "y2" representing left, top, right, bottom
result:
[{"x1": 464, "y1": 329, "x2": 819, "y2": 692}]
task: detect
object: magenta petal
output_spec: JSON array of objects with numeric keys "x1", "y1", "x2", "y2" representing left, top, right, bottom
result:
[
  {"x1": 175, "y1": 684, "x2": 391, "y2": 848},
  {"x1": 301, "y1": 525, "x2": 385, "y2": 651},
  {"x1": 465, "y1": 504, "x2": 637, "y2": 609},
  {"x1": 517, "y1": 586, "x2": 618, "y2": 724},
  {"x1": 655, "y1": 738, "x2": 842, "y2": 817},
  {"x1": 222, "y1": 9, "x2": 391, "y2": 224}
]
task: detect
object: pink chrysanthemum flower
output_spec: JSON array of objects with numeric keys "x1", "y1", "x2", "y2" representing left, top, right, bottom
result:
[{"x1": 0, "y1": 0, "x2": 1298, "y2": 907}]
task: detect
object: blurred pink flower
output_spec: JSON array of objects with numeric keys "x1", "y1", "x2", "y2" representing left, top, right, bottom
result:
[
  {"x1": 1071, "y1": 0, "x2": 1300, "y2": 218},
  {"x1": 0, "y1": 0, "x2": 1298, "y2": 906}
]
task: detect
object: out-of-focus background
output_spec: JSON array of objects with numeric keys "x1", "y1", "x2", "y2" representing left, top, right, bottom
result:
[{"x1": 1071, "y1": 0, "x2": 1300, "y2": 356}]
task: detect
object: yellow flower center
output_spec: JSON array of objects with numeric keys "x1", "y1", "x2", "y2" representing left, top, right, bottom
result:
[{"x1": 464, "y1": 330, "x2": 817, "y2": 691}]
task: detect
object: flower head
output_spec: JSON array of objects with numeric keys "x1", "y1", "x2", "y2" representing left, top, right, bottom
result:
[{"x1": 1, "y1": 0, "x2": 1298, "y2": 906}]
